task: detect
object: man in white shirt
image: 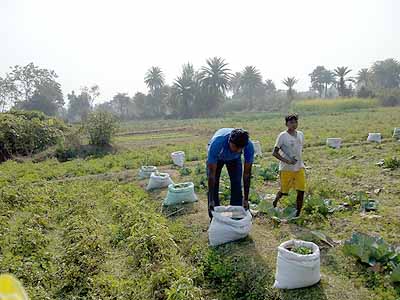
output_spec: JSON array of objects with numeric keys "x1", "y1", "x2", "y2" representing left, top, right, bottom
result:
[{"x1": 272, "y1": 113, "x2": 305, "y2": 216}]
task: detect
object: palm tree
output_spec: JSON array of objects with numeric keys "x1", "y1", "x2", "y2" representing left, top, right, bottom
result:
[
  {"x1": 282, "y1": 77, "x2": 298, "y2": 100},
  {"x1": 199, "y1": 57, "x2": 231, "y2": 110},
  {"x1": 172, "y1": 63, "x2": 196, "y2": 118},
  {"x1": 309, "y1": 66, "x2": 335, "y2": 98},
  {"x1": 230, "y1": 72, "x2": 242, "y2": 96},
  {"x1": 240, "y1": 66, "x2": 263, "y2": 109},
  {"x1": 321, "y1": 70, "x2": 335, "y2": 98},
  {"x1": 334, "y1": 66, "x2": 353, "y2": 97},
  {"x1": 265, "y1": 79, "x2": 276, "y2": 94},
  {"x1": 144, "y1": 66, "x2": 165, "y2": 96},
  {"x1": 357, "y1": 68, "x2": 370, "y2": 88}
]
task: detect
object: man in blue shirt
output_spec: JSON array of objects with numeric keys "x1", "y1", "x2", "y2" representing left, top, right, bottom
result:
[{"x1": 207, "y1": 128, "x2": 255, "y2": 218}]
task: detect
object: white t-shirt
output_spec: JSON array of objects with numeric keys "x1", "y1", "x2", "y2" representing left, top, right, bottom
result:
[{"x1": 274, "y1": 130, "x2": 305, "y2": 171}]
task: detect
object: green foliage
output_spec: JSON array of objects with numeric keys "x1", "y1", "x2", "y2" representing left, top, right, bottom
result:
[
  {"x1": 383, "y1": 156, "x2": 400, "y2": 169},
  {"x1": 257, "y1": 201, "x2": 298, "y2": 222},
  {"x1": 203, "y1": 248, "x2": 275, "y2": 300},
  {"x1": 0, "y1": 179, "x2": 205, "y2": 299},
  {"x1": 256, "y1": 162, "x2": 279, "y2": 181},
  {"x1": 86, "y1": 111, "x2": 118, "y2": 145},
  {"x1": 343, "y1": 232, "x2": 400, "y2": 284},
  {"x1": 391, "y1": 265, "x2": 400, "y2": 283},
  {"x1": 179, "y1": 166, "x2": 192, "y2": 176},
  {"x1": 292, "y1": 97, "x2": 378, "y2": 114},
  {"x1": 377, "y1": 88, "x2": 400, "y2": 107},
  {"x1": 290, "y1": 246, "x2": 313, "y2": 255},
  {"x1": 0, "y1": 110, "x2": 65, "y2": 160},
  {"x1": 343, "y1": 233, "x2": 399, "y2": 267},
  {"x1": 302, "y1": 194, "x2": 331, "y2": 217}
]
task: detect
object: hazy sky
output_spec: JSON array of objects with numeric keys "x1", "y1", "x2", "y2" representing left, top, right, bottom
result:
[{"x1": 1, "y1": 0, "x2": 399, "y2": 103}]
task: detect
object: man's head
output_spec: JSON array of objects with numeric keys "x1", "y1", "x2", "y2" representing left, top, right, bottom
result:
[
  {"x1": 229, "y1": 128, "x2": 249, "y2": 153},
  {"x1": 285, "y1": 113, "x2": 299, "y2": 130}
]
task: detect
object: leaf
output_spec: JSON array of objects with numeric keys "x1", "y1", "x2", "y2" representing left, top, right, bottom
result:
[
  {"x1": 310, "y1": 230, "x2": 335, "y2": 247},
  {"x1": 390, "y1": 265, "x2": 400, "y2": 282},
  {"x1": 343, "y1": 233, "x2": 397, "y2": 266}
]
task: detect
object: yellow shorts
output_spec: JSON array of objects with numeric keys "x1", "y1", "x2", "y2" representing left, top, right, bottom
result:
[{"x1": 280, "y1": 169, "x2": 306, "y2": 194}]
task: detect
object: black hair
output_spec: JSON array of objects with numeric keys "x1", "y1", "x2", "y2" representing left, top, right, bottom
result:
[
  {"x1": 229, "y1": 128, "x2": 249, "y2": 148},
  {"x1": 285, "y1": 113, "x2": 299, "y2": 124}
]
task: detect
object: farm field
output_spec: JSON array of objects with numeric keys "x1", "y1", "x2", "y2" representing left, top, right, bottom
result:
[{"x1": 1, "y1": 107, "x2": 400, "y2": 299}]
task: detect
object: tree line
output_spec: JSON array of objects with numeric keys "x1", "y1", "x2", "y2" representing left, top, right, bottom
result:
[{"x1": 0, "y1": 57, "x2": 399, "y2": 121}]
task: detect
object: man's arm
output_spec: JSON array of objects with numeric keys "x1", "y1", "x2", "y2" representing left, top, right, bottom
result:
[
  {"x1": 272, "y1": 147, "x2": 296, "y2": 165},
  {"x1": 243, "y1": 162, "x2": 252, "y2": 209},
  {"x1": 207, "y1": 163, "x2": 217, "y2": 214}
]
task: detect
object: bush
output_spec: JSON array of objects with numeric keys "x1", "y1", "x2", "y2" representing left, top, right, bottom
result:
[
  {"x1": 383, "y1": 157, "x2": 400, "y2": 170},
  {"x1": 0, "y1": 110, "x2": 65, "y2": 161},
  {"x1": 86, "y1": 111, "x2": 118, "y2": 146},
  {"x1": 377, "y1": 88, "x2": 400, "y2": 107},
  {"x1": 221, "y1": 98, "x2": 248, "y2": 113},
  {"x1": 292, "y1": 97, "x2": 378, "y2": 114},
  {"x1": 357, "y1": 86, "x2": 375, "y2": 98}
]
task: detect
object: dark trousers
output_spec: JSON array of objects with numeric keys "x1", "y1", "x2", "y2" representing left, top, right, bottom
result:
[{"x1": 208, "y1": 158, "x2": 243, "y2": 207}]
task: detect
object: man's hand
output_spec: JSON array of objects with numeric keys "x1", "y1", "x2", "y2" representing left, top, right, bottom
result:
[
  {"x1": 209, "y1": 199, "x2": 215, "y2": 211},
  {"x1": 273, "y1": 147, "x2": 297, "y2": 165},
  {"x1": 243, "y1": 199, "x2": 249, "y2": 210}
]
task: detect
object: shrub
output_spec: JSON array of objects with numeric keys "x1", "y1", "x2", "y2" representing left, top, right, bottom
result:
[
  {"x1": 86, "y1": 111, "x2": 118, "y2": 146},
  {"x1": 383, "y1": 157, "x2": 400, "y2": 170},
  {"x1": 0, "y1": 110, "x2": 65, "y2": 161},
  {"x1": 377, "y1": 88, "x2": 400, "y2": 107}
]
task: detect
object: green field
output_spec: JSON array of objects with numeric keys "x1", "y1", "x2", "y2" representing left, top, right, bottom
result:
[{"x1": 1, "y1": 107, "x2": 400, "y2": 299}]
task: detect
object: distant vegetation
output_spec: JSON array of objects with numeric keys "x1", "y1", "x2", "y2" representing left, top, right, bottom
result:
[
  {"x1": 0, "y1": 58, "x2": 399, "y2": 121},
  {"x1": 292, "y1": 97, "x2": 379, "y2": 114}
]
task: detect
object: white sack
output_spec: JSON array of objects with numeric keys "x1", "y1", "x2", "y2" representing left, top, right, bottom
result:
[
  {"x1": 252, "y1": 140, "x2": 262, "y2": 156},
  {"x1": 367, "y1": 133, "x2": 381, "y2": 143},
  {"x1": 208, "y1": 206, "x2": 252, "y2": 246},
  {"x1": 138, "y1": 166, "x2": 158, "y2": 179},
  {"x1": 326, "y1": 138, "x2": 342, "y2": 149},
  {"x1": 163, "y1": 182, "x2": 198, "y2": 206},
  {"x1": 274, "y1": 240, "x2": 320, "y2": 289},
  {"x1": 171, "y1": 151, "x2": 185, "y2": 167},
  {"x1": 146, "y1": 172, "x2": 174, "y2": 191}
]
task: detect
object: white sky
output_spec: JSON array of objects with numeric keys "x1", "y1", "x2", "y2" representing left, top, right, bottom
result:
[{"x1": 1, "y1": 0, "x2": 399, "y2": 103}]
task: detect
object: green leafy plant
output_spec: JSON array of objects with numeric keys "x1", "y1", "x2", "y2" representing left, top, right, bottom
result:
[
  {"x1": 0, "y1": 110, "x2": 65, "y2": 160},
  {"x1": 383, "y1": 157, "x2": 400, "y2": 170},
  {"x1": 290, "y1": 246, "x2": 313, "y2": 255},
  {"x1": 257, "y1": 201, "x2": 298, "y2": 223},
  {"x1": 179, "y1": 167, "x2": 192, "y2": 176},
  {"x1": 257, "y1": 162, "x2": 279, "y2": 181},
  {"x1": 303, "y1": 195, "x2": 331, "y2": 217},
  {"x1": 86, "y1": 111, "x2": 118, "y2": 146},
  {"x1": 343, "y1": 232, "x2": 400, "y2": 283}
]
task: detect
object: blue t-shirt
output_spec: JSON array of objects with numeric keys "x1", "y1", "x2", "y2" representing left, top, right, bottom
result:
[{"x1": 207, "y1": 128, "x2": 254, "y2": 164}]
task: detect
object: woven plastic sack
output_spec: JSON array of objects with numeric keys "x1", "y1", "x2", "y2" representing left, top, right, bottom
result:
[
  {"x1": 146, "y1": 172, "x2": 174, "y2": 191},
  {"x1": 171, "y1": 151, "x2": 185, "y2": 167},
  {"x1": 138, "y1": 166, "x2": 158, "y2": 179},
  {"x1": 274, "y1": 240, "x2": 320, "y2": 289},
  {"x1": 208, "y1": 206, "x2": 252, "y2": 246},
  {"x1": 367, "y1": 133, "x2": 381, "y2": 143},
  {"x1": 326, "y1": 138, "x2": 342, "y2": 149},
  {"x1": 163, "y1": 182, "x2": 198, "y2": 206},
  {"x1": 393, "y1": 128, "x2": 400, "y2": 140},
  {"x1": 252, "y1": 140, "x2": 262, "y2": 156}
]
